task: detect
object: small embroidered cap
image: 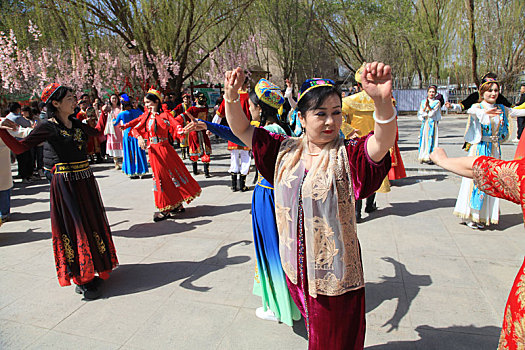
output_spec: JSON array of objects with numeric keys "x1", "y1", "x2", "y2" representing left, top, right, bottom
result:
[
  {"x1": 297, "y1": 78, "x2": 335, "y2": 102},
  {"x1": 41, "y1": 83, "x2": 62, "y2": 103},
  {"x1": 147, "y1": 88, "x2": 162, "y2": 102},
  {"x1": 254, "y1": 79, "x2": 285, "y2": 109}
]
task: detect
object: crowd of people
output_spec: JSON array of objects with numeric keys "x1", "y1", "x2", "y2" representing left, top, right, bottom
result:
[{"x1": 1, "y1": 64, "x2": 525, "y2": 349}]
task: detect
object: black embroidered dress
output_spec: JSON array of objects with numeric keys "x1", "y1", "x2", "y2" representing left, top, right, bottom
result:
[{"x1": 0, "y1": 116, "x2": 118, "y2": 286}]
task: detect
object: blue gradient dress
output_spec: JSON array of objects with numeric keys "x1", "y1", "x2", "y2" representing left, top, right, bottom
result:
[
  {"x1": 114, "y1": 109, "x2": 148, "y2": 177},
  {"x1": 204, "y1": 121, "x2": 300, "y2": 326}
]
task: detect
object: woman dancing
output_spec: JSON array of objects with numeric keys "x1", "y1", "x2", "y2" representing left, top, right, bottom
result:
[
  {"x1": 123, "y1": 88, "x2": 201, "y2": 222},
  {"x1": 223, "y1": 63, "x2": 395, "y2": 349},
  {"x1": 452, "y1": 78, "x2": 525, "y2": 229},
  {"x1": 0, "y1": 84, "x2": 119, "y2": 300}
]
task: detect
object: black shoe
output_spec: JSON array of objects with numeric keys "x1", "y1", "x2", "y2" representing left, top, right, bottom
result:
[
  {"x1": 231, "y1": 173, "x2": 238, "y2": 192},
  {"x1": 170, "y1": 205, "x2": 185, "y2": 215},
  {"x1": 204, "y1": 163, "x2": 211, "y2": 178},
  {"x1": 365, "y1": 203, "x2": 378, "y2": 213},
  {"x1": 75, "y1": 278, "x2": 102, "y2": 300},
  {"x1": 239, "y1": 174, "x2": 249, "y2": 192},
  {"x1": 192, "y1": 162, "x2": 199, "y2": 175},
  {"x1": 153, "y1": 211, "x2": 171, "y2": 222},
  {"x1": 356, "y1": 215, "x2": 363, "y2": 223}
]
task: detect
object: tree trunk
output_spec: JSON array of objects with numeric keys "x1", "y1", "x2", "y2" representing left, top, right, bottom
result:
[{"x1": 465, "y1": 0, "x2": 479, "y2": 87}]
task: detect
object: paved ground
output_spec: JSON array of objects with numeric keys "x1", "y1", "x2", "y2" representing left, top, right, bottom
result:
[{"x1": 1, "y1": 113, "x2": 523, "y2": 349}]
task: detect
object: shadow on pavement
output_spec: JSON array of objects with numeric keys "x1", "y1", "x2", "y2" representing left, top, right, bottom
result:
[
  {"x1": 365, "y1": 324, "x2": 499, "y2": 350},
  {"x1": 177, "y1": 203, "x2": 252, "y2": 219},
  {"x1": 11, "y1": 210, "x2": 50, "y2": 221},
  {"x1": 10, "y1": 197, "x2": 49, "y2": 207},
  {"x1": 366, "y1": 257, "x2": 432, "y2": 333},
  {"x1": 105, "y1": 206, "x2": 131, "y2": 212},
  {"x1": 11, "y1": 183, "x2": 50, "y2": 196},
  {"x1": 198, "y1": 179, "x2": 232, "y2": 188},
  {"x1": 0, "y1": 228, "x2": 51, "y2": 246},
  {"x1": 398, "y1": 146, "x2": 418, "y2": 152},
  {"x1": 102, "y1": 240, "x2": 252, "y2": 297},
  {"x1": 112, "y1": 219, "x2": 212, "y2": 238},
  {"x1": 392, "y1": 174, "x2": 448, "y2": 186},
  {"x1": 365, "y1": 198, "x2": 456, "y2": 220},
  {"x1": 207, "y1": 153, "x2": 231, "y2": 161},
  {"x1": 485, "y1": 213, "x2": 523, "y2": 231}
]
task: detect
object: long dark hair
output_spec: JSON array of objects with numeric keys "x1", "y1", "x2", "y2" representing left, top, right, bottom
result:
[
  {"x1": 249, "y1": 90, "x2": 288, "y2": 133},
  {"x1": 110, "y1": 93, "x2": 120, "y2": 108},
  {"x1": 145, "y1": 93, "x2": 161, "y2": 112},
  {"x1": 45, "y1": 86, "x2": 74, "y2": 122}
]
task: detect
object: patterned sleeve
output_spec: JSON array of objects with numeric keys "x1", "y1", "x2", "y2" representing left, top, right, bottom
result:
[
  {"x1": 252, "y1": 127, "x2": 286, "y2": 186},
  {"x1": 346, "y1": 132, "x2": 392, "y2": 200},
  {"x1": 472, "y1": 156, "x2": 521, "y2": 204}
]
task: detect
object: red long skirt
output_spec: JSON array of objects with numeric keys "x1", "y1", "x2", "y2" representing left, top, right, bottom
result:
[
  {"x1": 498, "y1": 257, "x2": 525, "y2": 349},
  {"x1": 50, "y1": 167, "x2": 118, "y2": 286},
  {"x1": 149, "y1": 141, "x2": 202, "y2": 212},
  {"x1": 287, "y1": 201, "x2": 365, "y2": 349}
]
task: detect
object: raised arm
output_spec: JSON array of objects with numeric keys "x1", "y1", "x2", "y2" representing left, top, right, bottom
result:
[
  {"x1": 362, "y1": 62, "x2": 397, "y2": 163},
  {"x1": 224, "y1": 68, "x2": 255, "y2": 147},
  {"x1": 284, "y1": 79, "x2": 297, "y2": 109}
]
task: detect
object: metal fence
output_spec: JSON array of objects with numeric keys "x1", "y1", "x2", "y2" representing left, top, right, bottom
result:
[{"x1": 393, "y1": 89, "x2": 449, "y2": 112}]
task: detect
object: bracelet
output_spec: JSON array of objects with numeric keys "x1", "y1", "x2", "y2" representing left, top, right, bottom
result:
[
  {"x1": 373, "y1": 110, "x2": 397, "y2": 124},
  {"x1": 223, "y1": 94, "x2": 240, "y2": 104}
]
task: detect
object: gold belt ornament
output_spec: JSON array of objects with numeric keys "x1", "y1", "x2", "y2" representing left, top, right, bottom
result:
[{"x1": 54, "y1": 160, "x2": 90, "y2": 174}]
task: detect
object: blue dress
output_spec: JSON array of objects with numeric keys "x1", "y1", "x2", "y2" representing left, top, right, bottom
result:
[
  {"x1": 114, "y1": 109, "x2": 149, "y2": 177},
  {"x1": 203, "y1": 121, "x2": 300, "y2": 326}
]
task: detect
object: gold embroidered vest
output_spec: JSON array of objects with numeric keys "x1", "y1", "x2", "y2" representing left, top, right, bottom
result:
[{"x1": 274, "y1": 137, "x2": 364, "y2": 297}]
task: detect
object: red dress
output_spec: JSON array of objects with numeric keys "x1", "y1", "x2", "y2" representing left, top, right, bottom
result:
[
  {"x1": 173, "y1": 103, "x2": 191, "y2": 148},
  {"x1": 215, "y1": 91, "x2": 251, "y2": 151},
  {"x1": 128, "y1": 111, "x2": 201, "y2": 211},
  {"x1": 472, "y1": 156, "x2": 525, "y2": 350},
  {"x1": 174, "y1": 102, "x2": 190, "y2": 116},
  {"x1": 184, "y1": 106, "x2": 211, "y2": 162},
  {"x1": 388, "y1": 126, "x2": 406, "y2": 180}
]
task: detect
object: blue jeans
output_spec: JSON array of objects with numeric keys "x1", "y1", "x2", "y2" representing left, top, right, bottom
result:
[{"x1": 0, "y1": 188, "x2": 11, "y2": 219}]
